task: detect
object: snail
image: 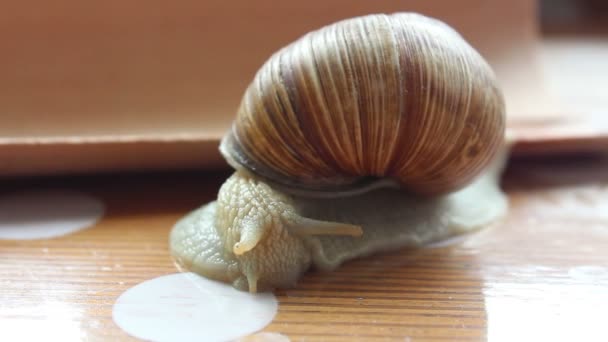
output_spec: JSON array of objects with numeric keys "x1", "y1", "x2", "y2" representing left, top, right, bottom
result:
[{"x1": 170, "y1": 13, "x2": 508, "y2": 293}]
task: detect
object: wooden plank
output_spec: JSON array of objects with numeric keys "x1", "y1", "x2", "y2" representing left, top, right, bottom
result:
[{"x1": 1, "y1": 155, "x2": 608, "y2": 341}]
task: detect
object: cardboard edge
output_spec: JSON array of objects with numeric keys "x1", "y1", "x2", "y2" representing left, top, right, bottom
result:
[{"x1": 0, "y1": 135, "x2": 226, "y2": 177}]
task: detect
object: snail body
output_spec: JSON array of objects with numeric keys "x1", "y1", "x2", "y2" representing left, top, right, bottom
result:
[
  {"x1": 170, "y1": 13, "x2": 508, "y2": 292},
  {"x1": 171, "y1": 156, "x2": 507, "y2": 292}
]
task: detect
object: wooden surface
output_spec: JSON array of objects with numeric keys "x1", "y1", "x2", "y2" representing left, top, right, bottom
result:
[{"x1": 2, "y1": 154, "x2": 608, "y2": 341}]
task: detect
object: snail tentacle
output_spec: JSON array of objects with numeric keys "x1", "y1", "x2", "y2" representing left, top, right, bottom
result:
[
  {"x1": 232, "y1": 219, "x2": 265, "y2": 255},
  {"x1": 245, "y1": 271, "x2": 258, "y2": 294},
  {"x1": 284, "y1": 216, "x2": 363, "y2": 237}
]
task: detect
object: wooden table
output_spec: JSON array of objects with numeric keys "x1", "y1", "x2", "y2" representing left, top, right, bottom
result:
[{"x1": 2, "y1": 153, "x2": 608, "y2": 341}]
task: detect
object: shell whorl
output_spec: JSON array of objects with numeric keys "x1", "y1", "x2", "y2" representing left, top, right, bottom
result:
[{"x1": 222, "y1": 12, "x2": 506, "y2": 196}]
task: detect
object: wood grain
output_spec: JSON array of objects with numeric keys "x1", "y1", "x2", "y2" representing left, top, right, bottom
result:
[{"x1": 2, "y1": 155, "x2": 608, "y2": 341}]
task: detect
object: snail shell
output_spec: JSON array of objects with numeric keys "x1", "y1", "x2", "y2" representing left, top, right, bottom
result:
[
  {"x1": 170, "y1": 13, "x2": 508, "y2": 292},
  {"x1": 222, "y1": 12, "x2": 505, "y2": 196}
]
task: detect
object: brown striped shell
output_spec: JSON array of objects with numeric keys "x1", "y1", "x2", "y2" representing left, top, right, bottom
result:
[{"x1": 220, "y1": 12, "x2": 505, "y2": 197}]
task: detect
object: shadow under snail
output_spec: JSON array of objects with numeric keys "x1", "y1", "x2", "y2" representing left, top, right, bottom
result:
[{"x1": 170, "y1": 12, "x2": 508, "y2": 293}]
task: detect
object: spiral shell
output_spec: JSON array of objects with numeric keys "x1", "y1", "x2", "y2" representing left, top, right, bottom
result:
[{"x1": 222, "y1": 12, "x2": 505, "y2": 196}]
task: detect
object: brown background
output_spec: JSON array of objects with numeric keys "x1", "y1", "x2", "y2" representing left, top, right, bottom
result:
[{"x1": 1, "y1": 0, "x2": 555, "y2": 176}]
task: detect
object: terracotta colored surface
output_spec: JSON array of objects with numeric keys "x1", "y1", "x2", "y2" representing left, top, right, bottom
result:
[
  {"x1": 2, "y1": 155, "x2": 608, "y2": 341},
  {"x1": 0, "y1": 0, "x2": 535, "y2": 139},
  {"x1": 4, "y1": 0, "x2": 592, "y2": 177},
  {"x1": 3, "y1": 33, "x2": 607, "y2": 176}
]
